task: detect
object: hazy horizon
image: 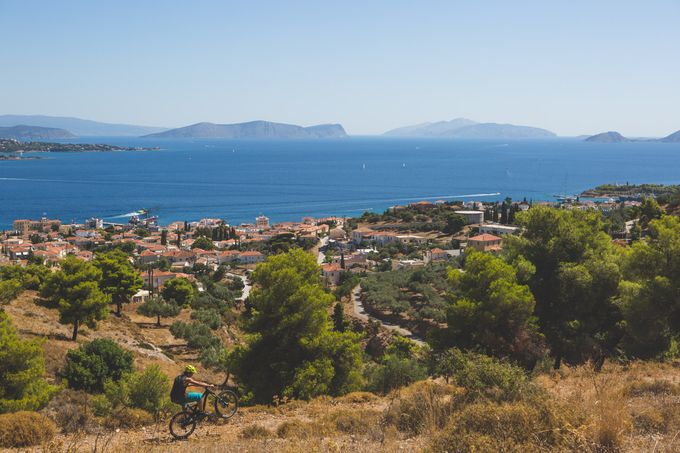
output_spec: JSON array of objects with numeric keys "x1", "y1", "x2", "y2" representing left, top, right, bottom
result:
[{"x1": 1, "y1": 1, "x2": 679, "y2": 136}]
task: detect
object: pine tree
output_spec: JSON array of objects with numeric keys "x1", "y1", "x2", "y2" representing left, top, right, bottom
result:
[
  {"x1": 40, "y1": 256, "x2": 110, "y2": 341},
  {"x1": 332, "y1": 302, "x2": 347, "y2": 332},
  {"x1": 137, "y1": 295, "x2": 181, "y2": 327},
  {"x1": 0, "y1": 311, "x2": 57, "y2": 412}
]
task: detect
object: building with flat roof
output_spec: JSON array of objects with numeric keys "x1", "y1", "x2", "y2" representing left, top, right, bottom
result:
[{"x1": 454, "y1": 210, "x2": 484, "y2": 225}]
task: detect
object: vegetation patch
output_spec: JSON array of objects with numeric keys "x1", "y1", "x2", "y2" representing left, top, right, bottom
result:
[{"x1": 0, "y1": 411, "x2": 57, "y2": 448}]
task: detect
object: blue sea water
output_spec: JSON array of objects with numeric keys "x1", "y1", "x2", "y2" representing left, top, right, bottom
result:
[{"x1": 2, "y1": 137, "x2": 680, "y2": 229}]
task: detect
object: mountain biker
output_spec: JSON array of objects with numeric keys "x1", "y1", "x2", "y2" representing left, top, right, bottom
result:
[{"x1": 170, "y1": 365, "x2": 214, "y2": 413}]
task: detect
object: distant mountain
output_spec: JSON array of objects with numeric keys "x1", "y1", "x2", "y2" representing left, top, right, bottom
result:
[
  {"x1": 383, "y1": 119, "x2": 556, "y2": 139},
  {"x1": 0, "y1": 115, "x2": 167, "y2": 137},
  {"x1": 660, "y1": 130, "x2": 680, "y2": 143},
  {"x1": 144, "y1": 121, "x2": 347, "y2": 139},
  {"x1": 384, "y1": 118, "x2": 478, "y2": 137},
  {"x1": 585, "y1": 131, "x2": 631, "y2": 143},
  {"x1": 0, "y1": 125, "x2": 75, "y2": 140}
]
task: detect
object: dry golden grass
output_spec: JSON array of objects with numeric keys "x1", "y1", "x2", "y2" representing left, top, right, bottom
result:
[{"x1": 0, "y1": 411, "x2": 57, "y2": 448}]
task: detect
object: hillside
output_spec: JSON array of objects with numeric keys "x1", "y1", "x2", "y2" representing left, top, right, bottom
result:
[
  {"x1": 383, "y1": 119, "x2": 556, "y2": 139},
  {"x1": 0, "y1": 115, "x2": 167, "y2": 137},
  {"x1": 2, "y1": 289, "x2": 679, "y2": 452},
  {"x1": 660, "y1": 130, "x2": 680, "y2": 143},
  {"x1": 0, "y1": 125, "x2": 75, "y2": 140},
  {"x1": 585, "y1": 131, "x2": 631, "y2": 143},
  {"x1": 383, "y1": 118, "x2": 478, "y2": 137},
  {"x1": 144, "y1": 121, "x2": 347, "y2": 139}
]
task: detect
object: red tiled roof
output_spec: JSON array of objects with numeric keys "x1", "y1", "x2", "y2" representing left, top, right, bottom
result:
[{"x1": 469, "y1": 233, "x2": 502, "y2": 242}]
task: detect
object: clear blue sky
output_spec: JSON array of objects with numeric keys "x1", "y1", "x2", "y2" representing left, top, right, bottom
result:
[{"x1": 1, "y1": 0, "x2": 679, "y2": 136}]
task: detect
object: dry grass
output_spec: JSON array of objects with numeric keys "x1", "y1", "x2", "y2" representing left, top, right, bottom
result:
[
  {"x1": 240, "y1": 424, "x2": 273, "y2": 439},
  {"x1": 0, "y1": 411, "x2": 57, "y2": 448},
  {"x1": 383, "y1": 381, "x2": 462, "y2": 436}
]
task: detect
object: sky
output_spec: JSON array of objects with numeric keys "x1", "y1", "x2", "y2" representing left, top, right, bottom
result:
[{"x1": 1, "y1": 0, "x2": 679, "y2": 136}]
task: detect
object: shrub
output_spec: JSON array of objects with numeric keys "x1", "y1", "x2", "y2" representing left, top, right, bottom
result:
[
  {"x1": 44, "y1": 389, "x2": 94, "y2": 433},
  {"x1": 0, "y1": 311, "x2": 57, "y2": 412},
  {"x1": 240, "y1": 424, "x2": 273, "y2": 439},
  {"x1": 384, "y1": 381, "x2": 461, "y2": 435},
  {"x1": 125, "y1": 365, "x2": 171, "y2": 416},
  {"x1": 444, "y1": 349, "x2": 536, "y2": 402},
  {"x1": 102, "y1": 366, "x2": 175, "y2": 419},
  {"x1": 0, "y1": 411, "x2": 57, "y2": 448},
  {"x1": 190, "y1": 307, "x2": 222, "y2": 330},
  {"x1": 365, "y1": 354, "x2": 427, "y2": 394},
  {"x1": 276, "y1": 419, "x2": 330, "y2": 439},
  {"x1": 170, "y1": 321, "x2": 221, "y2": 349},
  {"x1": 625, "y1": 380, "x2": 679, "y2": 397},
  {"x1": 90, "y1": 394, "x2": 112, "y2": 417},
  {"x1": 324, "y1": 408, "x2": 382, "y2": 437},
  {"x1": 428, "y1": 400, "x2": 576, "y2": 452},
  {"x1": 104, "y1": 407, "x2": 154, "y2": 429},
  {"x1": 63, "y1": 339, "x2": 133, "y2": 393}
]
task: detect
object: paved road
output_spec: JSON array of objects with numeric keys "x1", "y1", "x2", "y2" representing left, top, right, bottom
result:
[
  {"x1": 227, "y1": 272, "x2": 251, "y2": 301},
  {"x1": 350, "y1": 284, "x2": 424, "y2": 344},
  {"x1": 317, "y1": 236, "x2": 330, "y2": 264}
]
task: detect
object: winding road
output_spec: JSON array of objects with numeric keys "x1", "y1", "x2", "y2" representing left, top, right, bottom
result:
[{"x1": 350, "y1": 284, "x2": 424, "y2": 344}]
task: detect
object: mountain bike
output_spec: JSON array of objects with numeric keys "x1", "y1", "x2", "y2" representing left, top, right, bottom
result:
[{"x1": 169, "y1": 387, "x2": 239, "y2": 439}]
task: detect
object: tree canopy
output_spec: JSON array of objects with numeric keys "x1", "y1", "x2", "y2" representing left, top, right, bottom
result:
[
  {"x1": 40, "y1": 256, "x2": 110, "y2": 341},
  {"x1": 94, "y1": 249, "x2": 143, "y2": 316},
  {"x1": 228, "y1": 248, "x2": 363, "y2": 403},
  {"x1": 0, "y1": 312, "x2": 56, "y2": 412}
]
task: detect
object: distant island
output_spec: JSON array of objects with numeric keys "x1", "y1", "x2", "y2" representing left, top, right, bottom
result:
[
  {"x1": 0, "y1": 125, "x2": 75, "y2": 140},
  {"x1": 0, "y1": 114, "x2": 168, "y2": 137},
  {"x1": 0, "y1": 138, "x2": 159, "y2": 153},
  {"x1": 144, "y1": 120, "x2": 347, "y2": 139},
  {"x1": 584, "y1": 131, "x2": 631, "y2": 143},
  {"x1": 384, "y1": 118, "x2": 556, "y2": 139},
  {"x1": 584, "y1": 130, "x2": 680, "y2": 143}
]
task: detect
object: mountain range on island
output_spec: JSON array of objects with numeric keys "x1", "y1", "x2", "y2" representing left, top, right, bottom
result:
[
  {"x1": 0, "y1": 115, "x2": 167, "y2": 137},
  {"x1": 383, "y1": 118, "x2": 557, "y2": 139},
  {"x1": 143, "y1": 121, "x2": 347, "y2": 139},
  {"x1": 0, "y1": 125, "x2": 75, "y2": 140},
  {"x1": 585, "y1": 130, "x2": 680, "y2": 143}
]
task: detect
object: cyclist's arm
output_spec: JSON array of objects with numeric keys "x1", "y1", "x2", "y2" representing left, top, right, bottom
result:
[{"x1": 185, "y1": 377, "x2": 213, "y2": 388}]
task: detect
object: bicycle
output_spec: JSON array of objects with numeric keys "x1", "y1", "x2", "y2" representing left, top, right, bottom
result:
[{"x1": 169, "y1": 387, "x2": 239, "y2": 439}]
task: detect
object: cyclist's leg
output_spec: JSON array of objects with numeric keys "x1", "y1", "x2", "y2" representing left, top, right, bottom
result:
[{"x1": 185, "y1": 391, "x2": 203, "y2": 411}]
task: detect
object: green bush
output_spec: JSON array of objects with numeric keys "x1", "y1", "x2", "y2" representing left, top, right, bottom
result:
[
  {"x1": 90, "y1": 394, "x2": 112, "y2": 417},
  {"x1": 170, "y1": 321, "x2": 221, "y2": 349},
  {"x1": 0, "y1": 311, "x2": 57, "y2": 412},
  {"x1": 365, "y1": 354, "x2": 428, "y2": 394},
  {"x1": 0, "y1": 411, "x2": 56, "y2": 448},
  {"x1": 102, "y1": 366, "x2": 175, "y2": 419},
  {"x1": 63, "y1": 339, "x2": 133, "y2": 393},
  {"x1": 444, "y1": 349, "x2": 536, "y2": 402},
  {"x1": 0, "y1": 279, "x2": 23, "y2": 304},
  {"x1": 126, "y1": 365, "x2": 171, "y2": 416},
  {"x1": 190, "y1": 307, "x2": 222, "y2": 330}
]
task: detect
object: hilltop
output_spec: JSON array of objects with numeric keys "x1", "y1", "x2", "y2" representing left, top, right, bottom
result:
[
  {"x1": 0, "y1": 115, "x2": 167, "y2": 137},
  {"x1": 585, "y1": 131, "x2": 631, "y2": 143},
  {"x1": 144, "y1": 121, "x2": 347, "y2": 139},
  {"x1": 383, "y1": 118, "x2": 556, "y2": 139},
  {"x1": 0, "y1": 125, "x2": 75, "y2": 140}
]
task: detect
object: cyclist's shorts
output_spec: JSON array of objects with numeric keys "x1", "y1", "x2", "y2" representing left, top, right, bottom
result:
[{"x1": 185, "y1": 392, "x2": 203, "y2": 404}]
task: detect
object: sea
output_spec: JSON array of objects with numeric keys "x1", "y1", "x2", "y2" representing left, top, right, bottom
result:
[{"x1": 2, "y1": 137, "x2": 680, "y2": 229}]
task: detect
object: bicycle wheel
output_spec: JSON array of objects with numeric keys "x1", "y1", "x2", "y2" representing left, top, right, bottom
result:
[
  {"x1": 212, "y1": 390, "x2": 238, "y2": 419},
  {"x1": 169, "y1": 411, "x2": 197, "y2": 439}
]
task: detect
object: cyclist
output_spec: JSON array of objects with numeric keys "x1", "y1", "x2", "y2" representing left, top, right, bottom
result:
[{"x1": 170, "y1": 365, "x2": 214, "y2": 413}]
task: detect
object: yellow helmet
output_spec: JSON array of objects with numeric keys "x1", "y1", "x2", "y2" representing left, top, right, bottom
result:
[{"x1": 184, "y1": 365, "x2": 197, "y2": 374}]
